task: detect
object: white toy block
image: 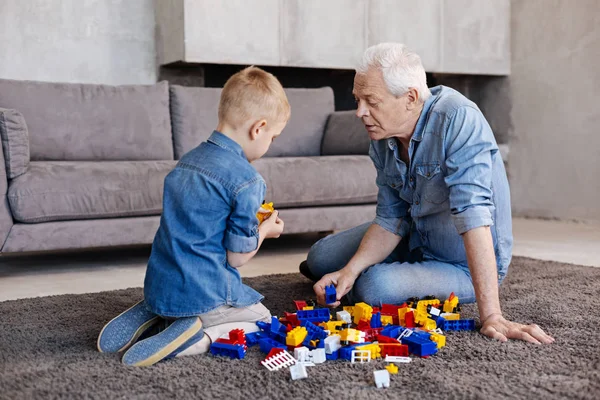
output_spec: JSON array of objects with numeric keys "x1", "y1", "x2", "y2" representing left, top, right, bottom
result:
[
  {"x1": 289, "y1": 363, "x2": 308, "y2": 380},
  {"x1": 351, "y1": 349, "x2": 371, "y2": 363},
  {"x1": 324, "y1": 335, "x2": 341, "y2": 354},
  {"x1": 261, "y1": 350, "x2": 296, "y2": 371},
  {"x1": 336, "y1": 310, "x2": 352, "y2": 324},
  {"x1": 373, "y1": 370, "x2": 390, "y2": 388},
  {"x1": 430, "y1": 307, "x2": 441, "y2": 316},
  {"x1": 294, "y1": 346, "x2": 310, "y2": 362},
  {"x1": 385, "y1": 355, "x2": 411, "y2": 363},
  {"x1": 309, "y1": 348, "x2": 326, "y2": 364}
]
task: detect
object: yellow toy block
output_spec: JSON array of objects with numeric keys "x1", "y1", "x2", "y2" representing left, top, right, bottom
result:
[
  {"x1": 353, "y1": 302, "x2": 373, "y2": 324},
  {"x1": 385, "y1": 364, "x2": 399, "y2": 374},
  {"x1": 430, "y1": 332, "x2": 446, "y2": 349},
  {"x1": 416, "y1": 299, "x2": 441, "y2": 316},
  {"x1": 356, "y1": 343, "x2": 381, "y2": 359},
  {"x1": 302, "y1": 306, "x2": 314, "y2": 311},
  {"x1": 286, "y1": 326, "x2": 308, "y2": 346},
  {"x1": 422, "y1": 318, "x2": 437, "y2": 331},
  {"x1": 381, "y1": 316, "x2": 394, "y2": 326},
  {"x1": 340, "y1": 328, "x2": 366, "y2": 343},
  {"x1": 320, "y1": 321, "x2": 345, "y2": 332},
  {"x1": 256, "y1": 202, "x2": 274, "y2": 223},
  {"x1": 398, "y1": 307, "x2": 412, "y2": 325},
  {"x1": 343, "y1": 306, "x2": 355, "y2": 317},
  {"x1": 441, "y1": 313, "x2": 460, "y2": 320},
  {"x1": 443, "y1": 293, "x2": 459, "y2": 313}
]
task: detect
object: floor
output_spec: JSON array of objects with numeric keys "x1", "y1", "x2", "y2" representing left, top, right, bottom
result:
[{"x1": 0, "y1": 217, "x2": 599, "y2": 302}]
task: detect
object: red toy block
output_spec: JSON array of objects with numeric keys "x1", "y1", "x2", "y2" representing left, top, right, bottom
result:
[
  {"x1": 377, "y1": 334, "x2": 400, "y2": 344},
  {"x1": 356, "y1": 319, "x2": 371, "y2": 331},
  {"x1": 380, "y1": 343, "x2": 409, "y2": 357},
  {"x1": 372, "y1": 307, "x2": 381, "y2": 313},
  {"x1": 381, "y1": 303, "x2": 408, "y2": 316},
  {"x1": 405, "y1": 311, "x2": 415, "y2": 328},
  {"x1": 293, "y1": 300, "x2": 308, "y2": 311},
  {"x1": 215, "y1": 329, "x2": 247, "y2": 349},
  {"x1": 362, "y1": 327, "x2": 383, "y2": 342},
  {"x1": 283, "y1": 312, "x2": 301, "y2": 327},
  {"x1": 264, "y1": 347, "x2": 284, "y2": 360}
]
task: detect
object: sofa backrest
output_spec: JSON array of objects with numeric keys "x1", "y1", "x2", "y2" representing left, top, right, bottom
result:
[
  {"x1": 0, "y1": 79, "x2": 173, "y2": 161},
  {"x1": 170, "y1": 86, "x2": 334, "y2": 159},
  {"x1": 321, "y1": 110, "x2": 370, "y2": 156}
]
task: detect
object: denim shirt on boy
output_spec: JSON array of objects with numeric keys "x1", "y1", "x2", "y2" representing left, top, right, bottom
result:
[
  {"x1": 370, "y1": 86, "x2": 513, "y2": 279},
  {"x1": 144, "y1": 131, "x2": 265, "y2": 317}
]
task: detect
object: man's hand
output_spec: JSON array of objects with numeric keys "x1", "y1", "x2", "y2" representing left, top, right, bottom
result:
[
  {"x1": 314, "y1": 268, "x2": 359, "y2": 308},
  {"x1": 480, "y1": 313, "x2": 555, "y2": 344},
  {"x1": 260, "y1": 211, "x2": 284, "y2": 239}
]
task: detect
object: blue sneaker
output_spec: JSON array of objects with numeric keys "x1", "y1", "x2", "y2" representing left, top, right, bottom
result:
[
  {"x1": 121, "y1": 316, "x2": 203, "y2": 367},
  {"x1": 97, "y1": 300, "x2": 160, "y2": 353}
]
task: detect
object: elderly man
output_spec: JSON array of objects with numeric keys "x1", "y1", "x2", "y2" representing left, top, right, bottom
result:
[{"x1": 300, "y1": 43, "x2": 553, "y2": 344}]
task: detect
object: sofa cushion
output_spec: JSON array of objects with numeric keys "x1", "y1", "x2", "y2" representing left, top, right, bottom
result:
[
  {"x1": 253, "y1": 155, "x2": 377, "y2": 208},
  {"x1": 0, "y1": 108, "x2": 29, "y2": 178},
  {"x1": 170, "y1": 86, "x2": 334, "y2": 159},
  {"x1": 8, "y1": 161, "x2": 177, "y2": 223},
  {"x1": 321, "y1": 110, "x2": 370, "y2": 156},
  {"x1": 0, "y1": 79, "x2": 173, "y2": 161}
]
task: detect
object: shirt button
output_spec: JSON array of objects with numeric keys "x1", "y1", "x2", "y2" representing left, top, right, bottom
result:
[
  {"x1": 409, "y1": 177, "x2": 414, "y2": 183},
  {"x1": 426, "y1": 172, "x2": 431, "y2": 177},
  {"x1": 415, "y1": 200, "x2": 420, "y2": 205}
]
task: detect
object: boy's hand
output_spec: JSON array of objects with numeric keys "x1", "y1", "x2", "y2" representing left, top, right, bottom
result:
[{"x1": 260, "y1": 210, "x2": 284, "y2": 239}]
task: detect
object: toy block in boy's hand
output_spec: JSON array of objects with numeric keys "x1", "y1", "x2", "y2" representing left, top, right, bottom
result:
[
  {"x1": 256, "y1": 202, "x2": 275, "y2": 223},
  {"x1": 324, "y1": 284, "x2": 337, "y2": 305}
]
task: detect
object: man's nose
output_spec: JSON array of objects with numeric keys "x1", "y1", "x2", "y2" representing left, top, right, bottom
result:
[{"x1": 356, "y1": 103, "x2": 368, "y2": 118}]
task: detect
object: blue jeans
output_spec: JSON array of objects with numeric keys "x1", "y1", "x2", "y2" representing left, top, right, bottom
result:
[{"x1": 306, "y1": 223, "x2": 477, "y2": 305}]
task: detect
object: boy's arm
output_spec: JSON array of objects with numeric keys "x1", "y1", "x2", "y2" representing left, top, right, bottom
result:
[{"x1": 227, "y1": 221, "x2": 270, "y2": 268}]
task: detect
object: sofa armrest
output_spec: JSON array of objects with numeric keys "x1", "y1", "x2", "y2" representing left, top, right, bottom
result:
[
  {"x1": 0, "y1": 138, "x2": 14, "y2": 249},
  {"x1": 321, "y1": 110, "x2": 371, "y2": 156}
]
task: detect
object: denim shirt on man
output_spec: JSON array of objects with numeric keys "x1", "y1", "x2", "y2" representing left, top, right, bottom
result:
[
  {"x1": 370, "y1": 86, "x2": 513, "y2": 278},
  {"x1": 144, "y1": 131, "x2": 265, "y2": 317}
]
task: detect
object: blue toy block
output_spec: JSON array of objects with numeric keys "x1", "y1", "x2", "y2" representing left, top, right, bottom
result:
[
  {"x1": 245, "y1": 331, "x2": 263, "y2": 347},
  {"x1": 258, "y1": 337, "x2": 286, "y2": 354},
  {"x1": 300, "y1": 320, "x2": 328, "y2": 340},
  {"x1": 326, "y1": 350, "x2": 339, "y2": 360},
  {"x1": 210, "y1": 342, "x2": 246, "y2": 359},
  {"x1": 325, "y1": 284, "x2": 337, "y2": 304},
  {"x1": 441, "y1": 319, "x2": 476, "y2": 331},
  {"x1": 401, "y1": 335, "x2": 437, "y2": 357},
  {"x1": 436, "y1": 317, "x2": 447, "y2": 329},
  {"x1": 339, "y1": 342, "x2": 373, "y2": 360},
  {"x1": 380, "y1": 325, "x2": 402, "y2": 339},
  {"x1": 269, "y1": 316, "x2": 288, "y2": 342},
  {"x1": 302, "y1": 332, "x2": 316, "y2": 348},
  {"x1": 297, "y1": 308, "x2": 330, "y2": 324},
  {"x1": 256, "y1": 320, "x2": 271, "y2": 333},
  {"x1": 370, "y1": 312, "x2": 382, "y2": 328}
]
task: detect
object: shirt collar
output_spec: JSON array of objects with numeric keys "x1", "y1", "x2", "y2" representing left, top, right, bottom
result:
[
  {"x1": 411, "y1": 86, "x2": 440, "y2": 142},
  {"x1": 207, "y1": 130, "x2": 246, "y2": 159}
]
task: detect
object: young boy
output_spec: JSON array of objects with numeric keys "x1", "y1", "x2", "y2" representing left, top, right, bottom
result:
[{"x1": 97, "y1": 66, "x2": 290, "y2": 367}]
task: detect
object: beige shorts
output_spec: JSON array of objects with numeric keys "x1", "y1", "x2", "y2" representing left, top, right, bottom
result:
[{"x1": 199, "y1": 302, "x2": 272, "y2": 330}]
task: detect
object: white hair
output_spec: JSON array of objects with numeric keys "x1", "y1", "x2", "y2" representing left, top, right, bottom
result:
[{"x1": 356, "y1": 43, "x2": 431, "y2": 102}]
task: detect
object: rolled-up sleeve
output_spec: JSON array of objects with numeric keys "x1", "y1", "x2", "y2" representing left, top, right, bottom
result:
[
  {"x1": 224, "y1": 179, "x2": 266, "y2": 253},
  {"x1": 369, "y1": 143, "x2": 411, "y2": 237},
  {"x1": 444, "y1": 106, "x2": 497, "y2": 235}
]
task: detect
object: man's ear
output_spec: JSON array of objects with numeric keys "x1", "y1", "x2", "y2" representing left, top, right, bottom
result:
[
  {"x1": 249, "y1": 119, "x2": 268, "y2": 141},
  {"x1": 406, "y1": 88, "x2": 420, "y2": 111}
]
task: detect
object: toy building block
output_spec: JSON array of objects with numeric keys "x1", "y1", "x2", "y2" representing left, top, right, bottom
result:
[
  {"x1": 293, "y1": 300, "x2": 308, "y2": 311},
  {"x1": 216, "y1": 329, "x2": 247, "y2": 348},
  {"x1": 443, "y1": 292, "x2": 459, "y2": 313},
  {"x1": 326, "y1": 350, "x2": 339, "y2": 361},
  {"x1": 373, "y1": 370, "x2": 390, "y2": 389},
  {"x1": 380, "y1": 325, "x2": 403, "y2": 339},
  {"x1": 356, "y1": 343, "x2": 381, "y2": 359},
  {"x1": 286, "y1": 326, "x2": 308, "y2": 347},
  {"x1": 362, "y1": 327, "x2": 383, "y2": 343},
  {"x1": 429, "y1": 331, "x2": 446, "y2": 348},
  {"x1": 380, "y1": 343, "x2": 409, "y2": 358},
  {"x1": 339, "y1": 342, "x2": 373, "y2": 360},
  {"x1": 262, "y1": 350, "x2": 296, "y2": 371},
  {"x1": 353, "y1": 302, "x2": 373, "y2": 324},
  {"x1": 440, "y1": 312, "x2": 460, "y2": 320},
  {"x1": 401, "y1": 335, "x2": 438, "y2": 357},
  {"x1": 336, "y1": 310, "x2": 352, "y2": 324},
  {"x1": 309, "y1": 348, "x2": 327, "y2": 364},
  {"x1": 245, "y1": 331, "x2": 263, "y2": 347},
  {"x1": 404, "y1": 311, "x2": 415, "y2": 328},
  {"x1": 343, "y1": 306, "x2": 355, "y2": 317},
  {"x1": 381, "y1": 315, "x2": 394, "y2": 326},
  {"x1": 259, "y1": 337, "x2": 286, "y2": 354},
  {"x1": 339, "y1": 328, "x2": 366, "y2": 344},
  {"x1": 416, "y1": 298, "x2": 441, "y2": 315},
  {"x1": 377, "y1": 334, "x2": 400, "y2": 344},
  {"x1": 384, "y1": 355, "x2": 411, "y2": 363},
  {"x1": 294, "y1": 346, "x2": 310, "y2": 362},
  {"x1": 421, "y1": 318, "x2": 438, "y2": 331},
  {"x1": 282, "y1": 312, "x2": 301, "y2": 327},
  {"x1": 300, "y1": 320, "x2": 328, "y2": 339},
  {"x1": 351, "y1": 349, "x2": 371, "y2": 363},
  {"x1": 210, "y1": 342, "x2": 246, "y2": 359},
  {"x1": 319, "y1": 320, "x2": 345, "y2": 333},
  {"x1": 440, "y1": 319, "x2": 476, "y2": 331},
  {"x1": 324, "y1": 335, "x2": 341, "y2": 354},
  {"x1": 297, "y1": 308, "x2": 330, "y2": 324},
  {"x1": 370, "y1": 312, "x2": 382, "y2": 328},
  {"x1": 324, "y1": 284, "x2": 337, "y2": 304},
  {"x1": 289, "y1": 363, "x2": 308, "y2": 380},
  {"x1": 270, "y1": 316, "x2": 288, "y2": 341},
  {"x1": 429, "y1": 306, "x2": 441, "y2": 317},
  {"x1": 385, "y1": 364, "x2": 399, "y2": 375},
  {"x1": 303, "y1": 306, "x2": 314, "y2": 311},
  {"x1": 256, "y1": 202, "x2": 274, "y2": 223}
]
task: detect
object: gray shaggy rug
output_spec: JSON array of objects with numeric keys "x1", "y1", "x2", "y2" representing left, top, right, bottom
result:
[{"x1": 0, "y1": 257, "x2": 599, "y2": 400}]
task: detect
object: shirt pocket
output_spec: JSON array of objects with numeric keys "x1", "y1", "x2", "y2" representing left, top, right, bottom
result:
[{"x1": 415, "y1": 162, "x2": 449, "y2": 205}]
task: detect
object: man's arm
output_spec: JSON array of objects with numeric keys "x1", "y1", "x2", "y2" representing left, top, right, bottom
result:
[{"x1": 463, "y1": 226, "x2": 554, "y2": 344}]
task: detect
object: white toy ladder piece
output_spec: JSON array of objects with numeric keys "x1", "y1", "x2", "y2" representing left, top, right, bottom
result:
[
  {"x1": 384, "y1": 355, "x2": 411, "y2": 363},
  {"x1": 261, "y1": 350, "x2": 297, "y2": 371},
  {"x1": 351, "y1": 349, "x2": 371, "y2": 363}
]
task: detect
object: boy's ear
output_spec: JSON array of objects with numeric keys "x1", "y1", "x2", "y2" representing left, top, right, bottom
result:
[{"x1": 249, "y1": 119, "x2": 268, "y2": 141}]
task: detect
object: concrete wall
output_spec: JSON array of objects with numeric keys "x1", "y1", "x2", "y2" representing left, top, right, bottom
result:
[
  {"x1": 510, "y1": 0, "x2": 600, "y2": 221},
  {"x1": 0, "y1": 0, "x2": 157, "y2": 85}
]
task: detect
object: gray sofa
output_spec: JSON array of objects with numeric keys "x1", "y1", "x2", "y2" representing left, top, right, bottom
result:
[{"x1": 0, "y1": 79, "x2": 376, "y2": 254}]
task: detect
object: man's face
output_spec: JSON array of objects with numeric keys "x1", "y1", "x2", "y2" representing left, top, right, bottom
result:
[{"x1": 353, "y1": 67, "x2": 414, "y2": 141}]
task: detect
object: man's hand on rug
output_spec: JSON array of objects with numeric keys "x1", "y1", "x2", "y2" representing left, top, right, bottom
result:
[
  {"x1": 314, "y1": 268, "x2": 358, "y2": 307},
  {"x1": 480, "y1": 313, "x2": 555, "y2": 344}
]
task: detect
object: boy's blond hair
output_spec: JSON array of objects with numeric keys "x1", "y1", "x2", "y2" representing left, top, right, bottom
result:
[{"x1": 218, "y1": 66, "x2": 291, "y2": 129}]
